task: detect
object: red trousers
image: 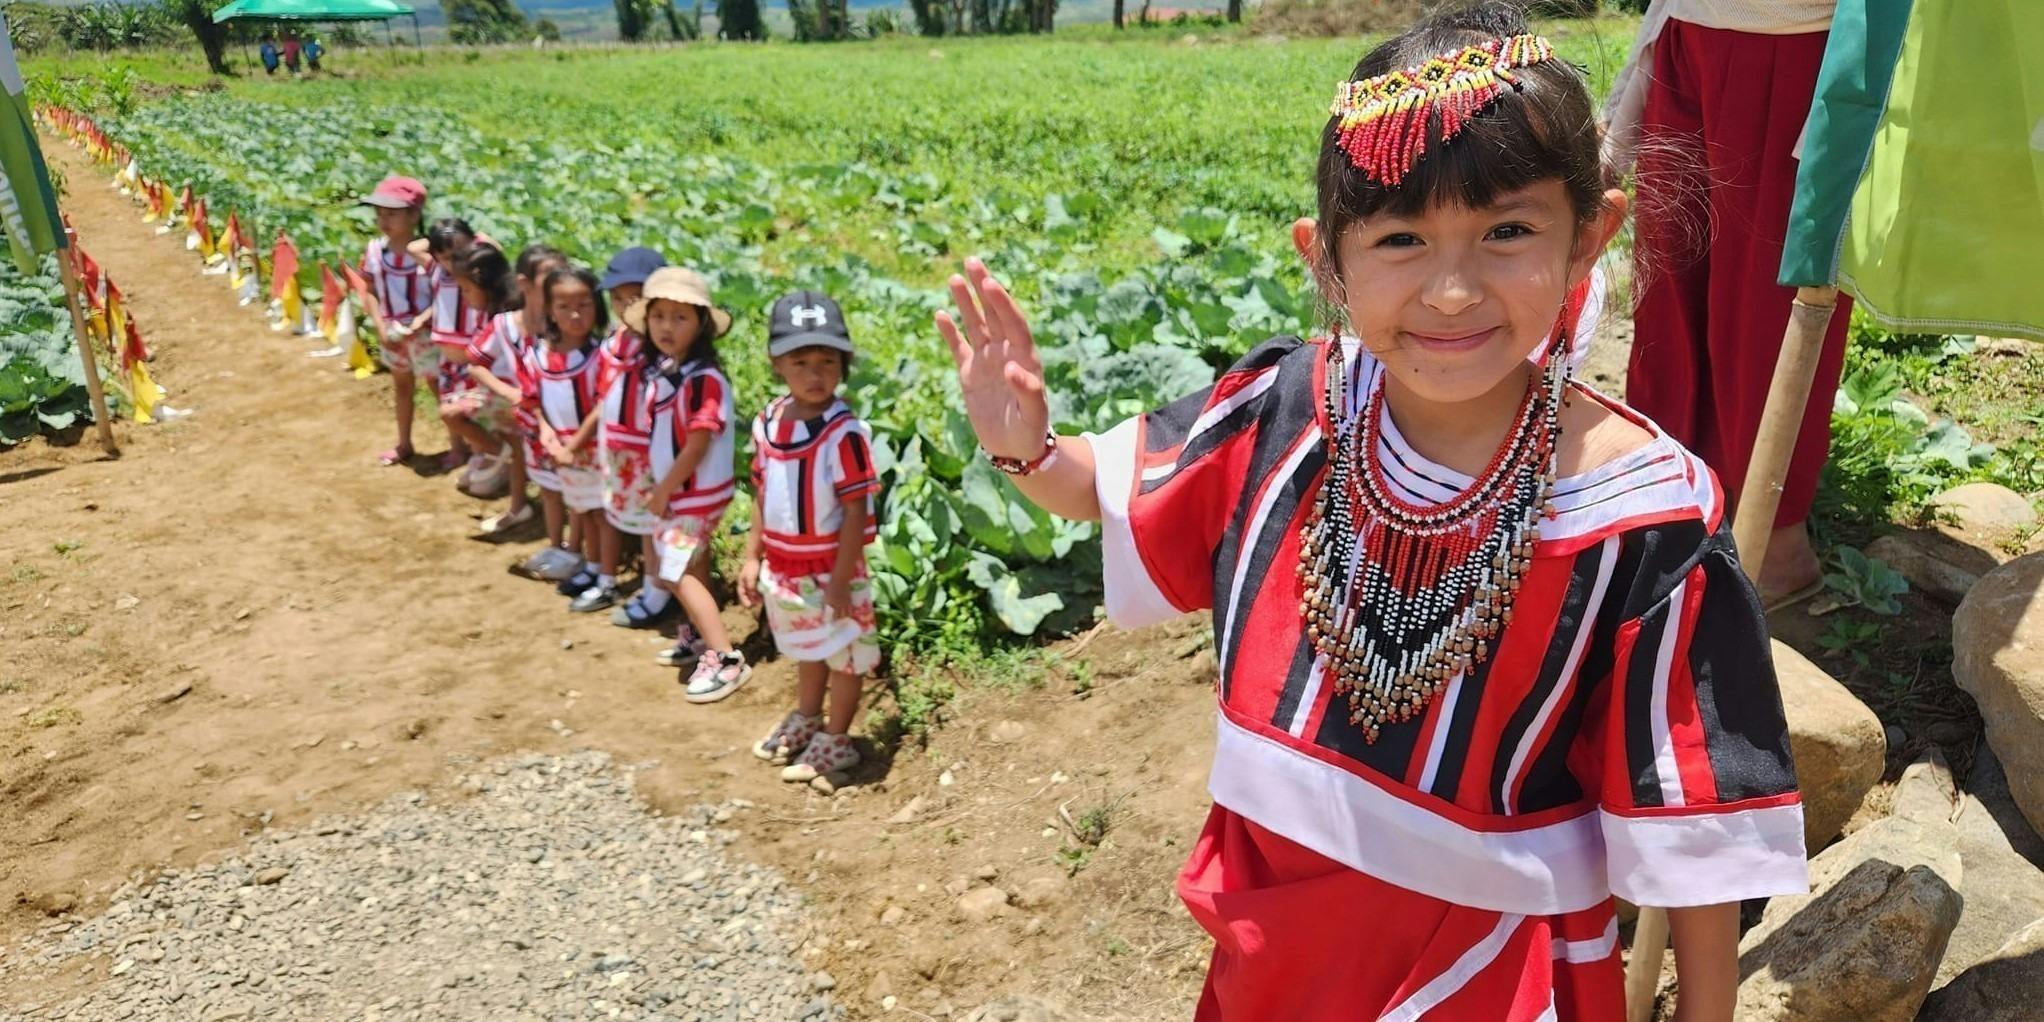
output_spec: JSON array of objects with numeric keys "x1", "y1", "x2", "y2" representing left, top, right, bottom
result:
[{"x1": 1626, "y1": 20, "x2": 1852, "y2": 530}]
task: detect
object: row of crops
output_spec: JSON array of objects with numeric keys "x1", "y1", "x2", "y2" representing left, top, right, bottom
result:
[
  {"x1": 47, "y1": 27, "x2": 1635, "y2": 653},
  {"x1": 0, "y1": 256, "x2": 94, "y2": 446}
]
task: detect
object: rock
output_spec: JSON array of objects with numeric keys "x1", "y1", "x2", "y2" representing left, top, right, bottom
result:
[
  {"x1": 973, "y1": 864, "x2": 1000, "y2": 882},
  {"x1": 1867, "y1": 534, "x2": 1988, "y2": 606},
  {"x1": 1012, "y1": 876, "x2": 1065, "y2": 910},
  {"x1": 961, "y1": 996, "x2": 1082, "y2": 1022},
  {"x1": 1736, "y1": 815, "x2": 1963, "y2": 1022},
  {"x1": 954, "y1": 887, "x2": 1011, "y2": 922},
  {"x1": 880, "y1": 906, "x2": 908, "y2": 927},
  {"x1": 1919, "y1": 917, "x2": 2044, "y2": 1021},
  {"x1": 810, "y1": 971, "x2": 836, "y2": 992},
  {"x1": 1929, "y1": 747, "x2": 2044, "y2": 988},
  {"x1": 1931, "y1": 483, "x2": 2037, "y2": 557},
  {"x1": 988, "y1": 721, "x2": 1027, "y2": 745},
  {"x1": 886, "y1": 796, "x2": 928, "y2": 825},
  {"x1": 115, "y1": 593, "x2": 139, "y2": 611},
  {"x1": 252, "y1": 868, "x2": 289, "y2": 886},
  {"x1": 29, "y1": 890, "x2": 78, "y2": 916},
  {"x1": 1953, "y1": 553, "x2": 2044, "y2": 839},
  {"x1": 1775, "y1": 639, "x2": 1887, "y2": 847}
]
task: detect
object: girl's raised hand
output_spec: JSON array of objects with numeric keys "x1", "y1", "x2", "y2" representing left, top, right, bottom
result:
[{"x1": 935, "y1": 258, "x2": 1050, "y2": 462}]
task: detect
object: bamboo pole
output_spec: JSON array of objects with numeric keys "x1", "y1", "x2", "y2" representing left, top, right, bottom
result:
[
  {"x1": 57, "y1": 232, "x2": 118, "y2": 457},
  {"x1": 1622, "y1": 284, "x2": 1841, "y2": 1022}
]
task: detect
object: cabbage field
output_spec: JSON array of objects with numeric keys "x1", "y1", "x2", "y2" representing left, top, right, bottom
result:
[{"x1": 28, "y1": 25, "x2": 1635, "y2": 652}]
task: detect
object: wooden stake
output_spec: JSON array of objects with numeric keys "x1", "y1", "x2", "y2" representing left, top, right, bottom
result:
[
  {"x1": 1622, "y1": 284, "x2": 1840, "y2": 1022},
  {"x1": 57, "y1": 236, "x2": 118, "y2": 457}
]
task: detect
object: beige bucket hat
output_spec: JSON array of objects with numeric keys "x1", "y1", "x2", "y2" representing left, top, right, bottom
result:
[{"x1": 621, "y1": 266, "x2": 732, "y2": 338}]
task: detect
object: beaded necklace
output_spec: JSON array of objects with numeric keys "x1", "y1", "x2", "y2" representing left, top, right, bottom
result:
[{"x1": 1298, "y1": 325, "x2": 1570, "y2": 743}]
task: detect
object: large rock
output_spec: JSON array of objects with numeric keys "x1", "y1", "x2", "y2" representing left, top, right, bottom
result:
[
  {"x1": 1868, "y1": 533, "x2": 1992, "y2": 606},
  {"x1": 1776, "y1": 639, "x2": 1888, "y2": 848},
  {"x1": 1737, "y1": 815, "x2": 1964, "y2": 1022},
  {"x1": 1930, "y1": 483, "x2": 2037, "y2": 557},
  {"x1": 1952, "y1": 552, "x2": 2044, "y2": 840},
  {"x1": 1895, "y1": 747, "x2": 2044, "y2": 988},
  {"x1": 1917, "y1": 918, "x2": 2044, "y2": 1022}
]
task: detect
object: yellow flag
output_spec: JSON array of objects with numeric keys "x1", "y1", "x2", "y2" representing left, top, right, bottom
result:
[
  {"x1": 127, "y1": 361, "x2": 163, "y2": 422},
  {"x1": 339, "y1": 301, "x2": 375, "y2": 379}
]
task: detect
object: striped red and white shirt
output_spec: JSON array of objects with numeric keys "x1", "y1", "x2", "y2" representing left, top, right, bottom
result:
[
  {"x1": 1088, "y1": 335, "x2": 1808, "y2": 1017},
  {"x1": 358, "y1": 238, "x2": 429, "y2": 334},
  {"x1": 427, "y1": 264, "x2": 487, "y2": 354},
  {"x1": 751, "y1": 396, "x2": 879, "y2": 576},
  {"x1": 522, "y1": 337, "x2": 603, "y2": 439},
  {"x1": 645, "y1": 357, "x2": 736, "y2": 519}
]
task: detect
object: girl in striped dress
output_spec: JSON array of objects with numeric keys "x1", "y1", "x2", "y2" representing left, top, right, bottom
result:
[
  {"x1": 466, "y1": 244, "x2": 568, "y2": 542},
  {"x1": 936, "y1": 7, "x2": 1807, "y2": 1020},
  {"x1": 532, "y1": 266, "x2": 611, "y2": 597}
]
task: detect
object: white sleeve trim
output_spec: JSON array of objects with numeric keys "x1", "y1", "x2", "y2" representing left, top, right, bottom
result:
[
  {"x1": 1600, "y1": 803, "x2": 1810, "y2": 908},
  {"x1": 1086, "y1": 417, "x2": 1184, "y2": 630}
]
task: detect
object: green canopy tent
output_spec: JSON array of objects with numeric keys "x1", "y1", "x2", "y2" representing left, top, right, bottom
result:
[
  {"x1": 1626, "y1": 1, "x2": 2043, "y2": 1017},
  {"x1": 213, "y1": 0, "x2": 421, "y2": 48}
]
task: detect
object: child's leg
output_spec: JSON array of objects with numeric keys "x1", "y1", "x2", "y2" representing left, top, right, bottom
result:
[
  {"x1": 824, "y1": 669, "x2": 863, "y2": 736},
  {"x1": 390, "y1": 368, "x2": 416, "y2": 451},
  {"x1": 674, "y1": 550, "x2": 732, "y2": 651},
  {"x1": 794, "y1": 660, "x2": 830, "y2": 718},
  {"x1": 580, "y1": 511, "x2": 603, "y2": 564},
  {"x1": 443, "y1": 412, "x2": 499, "y2": 459},
  {"x1": 506, "y1": 443, "x2": 530, "y2": 514},
  {"x1": 541, "y1": 489, "x2": 566, "y2": 548},
  {"x1": 598, "y1": 520, "x2": 621, "y2": 584}
]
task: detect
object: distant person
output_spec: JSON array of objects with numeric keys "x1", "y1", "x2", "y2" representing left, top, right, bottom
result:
[
  {"x1": 305, "y1": 36, "x2": 324, "y2": 72},
  {"x1": 281, "y1": 32, "x2": 302, "y2": 74},
  {"x1": 259, "y1": 36, "x2": 280, "y2": 75}
]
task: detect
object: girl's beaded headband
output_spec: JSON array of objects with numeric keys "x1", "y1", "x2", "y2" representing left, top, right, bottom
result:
[{"x1": 1329, "y1": 34, "x2": 1557, "y2": 186}]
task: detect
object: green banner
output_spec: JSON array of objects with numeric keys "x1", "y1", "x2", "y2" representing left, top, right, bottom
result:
[
  {"x1": 0, "y1": 14, "x2": 67, "y2": 274},
  {"x1": 1836, "y1": 0, "x2": 2044, "y2": 339}
]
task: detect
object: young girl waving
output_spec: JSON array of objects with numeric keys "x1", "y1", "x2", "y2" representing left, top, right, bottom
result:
[
  {"x1": 744, "y1": 292, "x2": 881, "y2": 781},
  {"x1": 533, "y1": 266, "x2": 611, "y2": 597},
  {"x1": 623, "y1": 268, "x2": 746, "y2": 697},
  {"x1": 937, "y1": 8, "x2": 1806, "y2": 1020},
  {"x1": 468, "y1": 243, "x2": 568, "y2": 539}
]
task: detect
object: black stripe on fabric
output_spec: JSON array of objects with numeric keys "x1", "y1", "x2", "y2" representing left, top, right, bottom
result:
[
  {"x1": 1548, "y1": 454, "x2": 1674, "y2": 502},
  {"x1": 1603, "y1": 518, "x2": 1712, "y2": 623},
  {"x1": 1312, "y1": 652, "x2": 1430, "y2": 779},
  {"x1": 1484, "y1": 542, "x2": 1610, "y2": 815},
  {"x1": 1380, "y1": 431, "x2": 1463, "y2": 495},
  {"x1": 1425, "y1": 653, "x2": 1496, "y2": 802},
  {"x1": 1690, "y1": 530, "x2": 1800, "y2": 802},
  {"x1": 1622, "y1": 595, "x2": 1675, "y2": 810},
  {"x1": 1142, "y1": 334, "x2": 1303, "y2": 454},
  {"x1": 846, "y1": 432, "x2": 871, "y2": 475},
  {"x1": 1213, "y1": 341, "x2": 1323, "y2": 684},
  {"x1": 1261, "y1": 632, "x2": 1320, "y2": 714},
  {"x1": 1140, "y1": 396, "x2": 1266, "y2": 497},
  {"x1": 795, "y1": 452, "x2": 814, "y2": 534}
]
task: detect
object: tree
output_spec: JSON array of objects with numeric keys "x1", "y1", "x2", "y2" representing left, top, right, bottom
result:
[
  {"x1": 1112, "y1": 0, "x2": 1122, "y2": 28},
  {"x1": 613, "y1": 0, "x2": 651, "y2": 40},
  {"x1": 444, "y1": 0, "x2": 529, "y2": 43},
  {"x1": 167, "y1": 0, "x2": 230, "y2": 75},
  {"x1": 1225, "y1": 0, "x2": 1239, "y2": 21},
  {"x1": 535, "y1": 16, "x2": 561, "y2": 38},
  {"x1": 907, "y1": 0, "x2": 945, "y2": 35},
  {"x1": 658, "y1": 0, "x2": 700, "y2": 38},
  {"x1": 716, "y1": 0, "x2": 763, "y2": 38}
]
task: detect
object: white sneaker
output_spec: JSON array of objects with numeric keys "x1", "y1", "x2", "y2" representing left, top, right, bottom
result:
[
  {"x1": 526, "y1": 547, "x2": 582, "y2": 581},
  {"x1": 466, "y1": 455, "x2": 509, "y2": 498}
]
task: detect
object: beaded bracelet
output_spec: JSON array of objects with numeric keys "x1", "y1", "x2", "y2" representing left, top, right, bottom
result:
[{"x1": 984, "y1": 431, "x2": 1060, "y2": 477}]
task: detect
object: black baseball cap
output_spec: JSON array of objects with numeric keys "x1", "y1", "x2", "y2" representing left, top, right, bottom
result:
[{"x1": 768, "y1": 291, "x2": 853, "y2": 358}]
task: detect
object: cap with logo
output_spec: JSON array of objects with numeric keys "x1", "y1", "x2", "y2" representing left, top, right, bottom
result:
[
  {"x1": 359, "y1": 175, "x2": 427, "y2": 210},
  {"x1": 768, "y1": 291, "x2": 853, "y2": 358}
]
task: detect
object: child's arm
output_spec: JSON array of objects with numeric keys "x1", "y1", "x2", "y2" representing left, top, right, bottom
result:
[
  {"x1": 937, "y1": 258, "x2": 1099, "y2": 522},
  {"x1": 1668, "y1": 904, "x2": 1740, "y2": 1022},
  {"x1": 823, "y1": 498, "x2": 868, "y2": 620},
  {"x1": 646, "y1": 429, "x2": 713, "y2": 513},
  {"x1": 468, "y1": 363, "x2": 523, "y2": 403},
  {"x1": 737, "y1": 497, "x2": 765, "y2": 608},
  {"x1": 567, "y1": 408, "x2": 601, "y2": 455}
]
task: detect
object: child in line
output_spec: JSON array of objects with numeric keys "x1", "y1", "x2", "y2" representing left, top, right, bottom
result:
[
  {"x1": 466, "y1": 243, "x2": 568, "y2": 538},
  {"x1": 934, "y1": 7, "x2": 1807, "y2": 1018},
  {"x1": 415, "y1": 218, "x2": 496, "y2": 489},
  {"x1": 571, "y1": 247, "x2": 668, "y2": 615},
  {"x1": 356, "y1": 175, "x2": 433, "y2": 468},
  {"x1": 533, "y1": 266, "x2": 611, "y2": 594},
  {"x1": 625, "y1": 268, "x2": 749, "y2": 700},
  {"x1": 744, "y1": 292, "x2": 880, "y2": 781}
]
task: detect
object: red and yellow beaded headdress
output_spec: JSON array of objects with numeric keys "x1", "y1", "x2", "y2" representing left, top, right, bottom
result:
[{"x1": 1329, "y1": 34, "x2": 1558, "y2": 186}]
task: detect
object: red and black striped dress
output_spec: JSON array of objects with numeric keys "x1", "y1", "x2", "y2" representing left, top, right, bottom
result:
[{"x1": 1086, "y1": 335, "x2": 1808, "y2": 1021}]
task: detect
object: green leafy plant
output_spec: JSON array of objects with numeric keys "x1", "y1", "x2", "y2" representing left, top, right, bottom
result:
[{"x1": 1820, "y1": 546, "x2": 1909, "y2": 616}]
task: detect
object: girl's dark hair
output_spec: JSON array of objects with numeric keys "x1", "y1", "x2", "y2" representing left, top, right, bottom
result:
[
  {"x1": 425, "y1": 217, "x2": 477, "y2": 257},
  {"x1": 1316, "y1": 3, "x2": 1607, "y2": 277},
  {"x1": 541, "y1": 265, "x2": 610, "y2": 343},
  {"x1": 645, "y1": 299, "x2": 722, "y2": 373},
  {"x1": 516, "y1": 243, "x2": 567, "y2": 281},
  {"x1": 457, "y1": 244, "x2": 519, "y2": 316}
]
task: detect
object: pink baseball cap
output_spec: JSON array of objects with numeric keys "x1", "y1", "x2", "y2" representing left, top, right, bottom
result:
[{"x1": 359, "y1": 175, "x2": 426, "y2": 210}]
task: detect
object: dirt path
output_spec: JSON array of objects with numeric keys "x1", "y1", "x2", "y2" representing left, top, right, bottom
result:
[{"x1": 3, "y1": 138, "x2": 1218, "y2": 1021}]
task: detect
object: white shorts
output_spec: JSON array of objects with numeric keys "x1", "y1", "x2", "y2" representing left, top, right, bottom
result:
[
  {"x1": 760, "y1": 562, "x2": 880, "y2": 675},
  {"x1": 558, "y1": 465, "x2": 604, "y2": 513}
]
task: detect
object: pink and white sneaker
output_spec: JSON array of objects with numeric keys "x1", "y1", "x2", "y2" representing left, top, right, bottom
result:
[
  {"x1": 753, "y1": 711, "x2": 821, "y2": 764},
  {"x1": 781, "y1": 731, "x2": 859, "y2": 783}
]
